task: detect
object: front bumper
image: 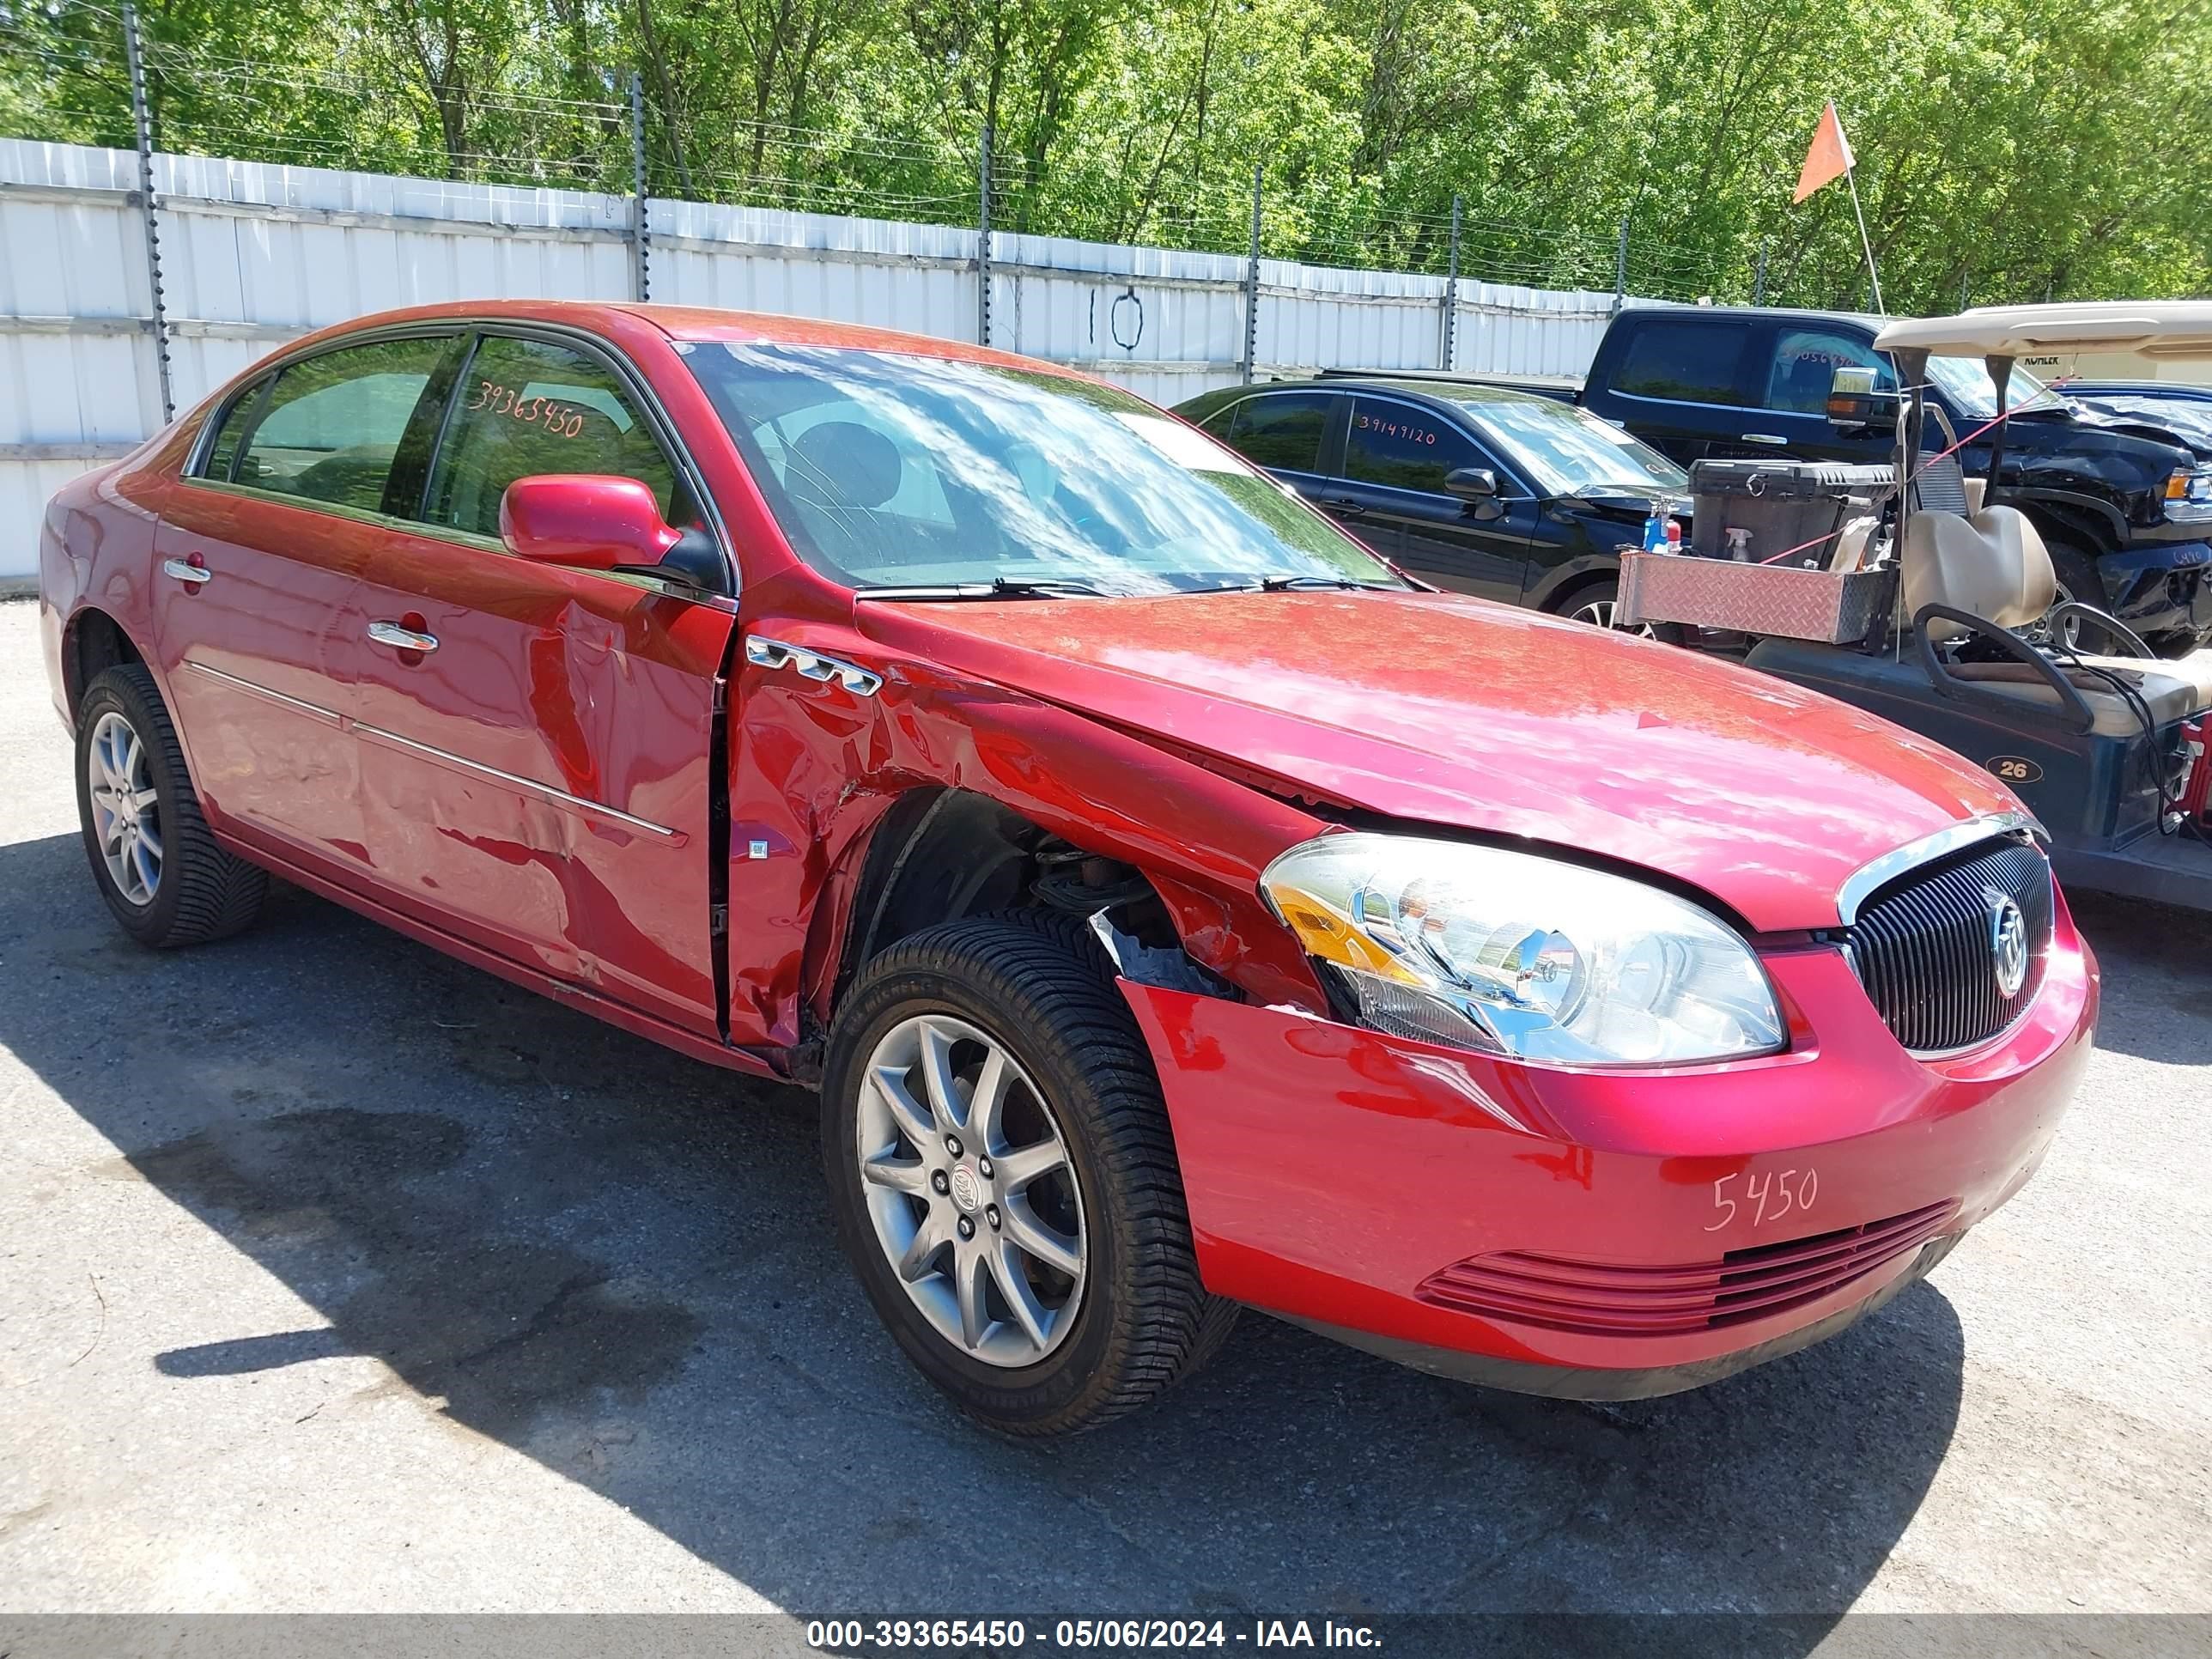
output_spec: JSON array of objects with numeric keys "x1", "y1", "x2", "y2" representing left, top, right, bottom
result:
[
  {"x1": 1121, "y1": 896, "x2": 2098, "y2": 1396},
  {"x1": 2100, "y1": 537, "x2": 2212, "y2": 638}
]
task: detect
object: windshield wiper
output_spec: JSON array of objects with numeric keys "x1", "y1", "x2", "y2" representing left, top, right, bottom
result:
[
  {"x1": 854, "y1": 577, "x2": 1109, "y2": 601},
  {"x1": 1252, "y1": 574, "x2": 1403, "y2": 592}
]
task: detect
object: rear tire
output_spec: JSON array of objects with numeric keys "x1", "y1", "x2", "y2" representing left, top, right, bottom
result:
[
  {"x1": 74, "y1": 665, "x2": 268, "y2": 948},
  {"x1": 822, "y1": 910, "x2": 1236, "y2": 1437}
]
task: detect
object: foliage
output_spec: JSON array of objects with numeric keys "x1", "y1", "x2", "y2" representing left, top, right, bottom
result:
[{"x1": 2, "y1": 0, "x2": 2206, "y2": 307}]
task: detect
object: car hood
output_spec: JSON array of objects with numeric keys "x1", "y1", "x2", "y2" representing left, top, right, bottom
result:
[
  {"x1": 857, "y1": 590, "x2": 2024, "y2": 933},
  {"x1": 2069, "y1": 398, "x2": 2212, "y2": 462}
]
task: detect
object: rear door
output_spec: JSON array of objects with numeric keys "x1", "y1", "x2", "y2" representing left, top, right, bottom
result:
[
  {"x1": 1742, "y1": 322, "x2": 1897, "y2": 463},
  {"x1": 350, "y1": 327, "x2": 737, "y2": 1036},
  {"x1": 1589, "y1": 315, "x2": 1759, "y2": 465},
  {"x1": 149, "y1": 331, "x2": 462, "y2": 874},
  {"x1": 1335, "y1": 396, "x2": 1539, "y2": 601}
]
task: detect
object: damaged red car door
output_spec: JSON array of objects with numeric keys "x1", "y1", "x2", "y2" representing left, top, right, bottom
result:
[{"x1": 348, "y1": 327, "x2": 736, "y2": 1035}]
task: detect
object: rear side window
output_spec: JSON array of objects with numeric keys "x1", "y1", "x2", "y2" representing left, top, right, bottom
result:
[
  {"x1": 1346, "y1": 399, "x2": 1484, "y2": 494},
  {"x1": 1222, "y1": 392, "x2": 1332, "y2": 471},
  {"x1": 423, "y1": 335, "x2": 683, "y2": 539},
  {"x1": 1762, "y1": 327, "x2": 1894, "y2": 414},
  {"x1": 1195, "y1": 400, "x2": 1238, "y2": 439},
  {"x1": 232, "y1": 337, "x2": 453, "y2": 512},
  {"x1": 1610, "y1": 321, "x2": 1747, "y2": 406},
  {"x1": 196, "y1": 377, "x2": 270, "y2": 483}
]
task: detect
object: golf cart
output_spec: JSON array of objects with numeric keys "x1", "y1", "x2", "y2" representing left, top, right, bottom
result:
[{"x1": 1620, "y1": 301, "x2": 2212, "y2": 911}]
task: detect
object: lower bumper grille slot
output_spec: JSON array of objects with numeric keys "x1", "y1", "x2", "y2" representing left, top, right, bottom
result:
[{"x1": 1416, "y1": 1200, "x2": 1960, "y2": 1338}]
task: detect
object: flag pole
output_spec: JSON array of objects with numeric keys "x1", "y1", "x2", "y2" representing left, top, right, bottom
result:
[{"x1": 1842, "y1": 161, "x2": 1884, "y2": 314}]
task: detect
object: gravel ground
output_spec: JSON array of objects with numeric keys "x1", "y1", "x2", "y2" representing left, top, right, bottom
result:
[{"x1": 0, "y1": 595, "x2": 2206, "y2": 1640}]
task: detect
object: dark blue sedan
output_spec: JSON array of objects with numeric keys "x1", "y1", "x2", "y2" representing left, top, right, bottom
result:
[{"x1": 1175, "y1": 375, "x2": 1689, "y2": 629}]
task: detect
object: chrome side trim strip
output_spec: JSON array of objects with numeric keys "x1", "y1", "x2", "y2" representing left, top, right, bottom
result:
[
  {"x1": 181, "y1": 659, "x2": 342, "y2": 726},
  {"x1": 1835, "y1": 810, "x2": 2044, "y2": 926},
  {"x1": 352, "y1": 723, "x2": 680, "y2": 839},
  {"x1": 745, "y1": 635, "x2": 884, "y2": 697}
]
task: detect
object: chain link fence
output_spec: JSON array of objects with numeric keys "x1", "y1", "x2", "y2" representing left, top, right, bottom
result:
[{"x1": 0, "y1": 0, "x2": 1761, "y2": 306}]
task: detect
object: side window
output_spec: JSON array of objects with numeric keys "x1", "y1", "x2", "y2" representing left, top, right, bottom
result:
[
  {"x1": 1224, "y1": 392, "x2": 1331, "y2": 471},
  {"x1": 1610, "y1": 322, "x2": 1748, "y2": 406},
  {"x1": 1346, "y1": 400, "x2": 1485, "y2": 494},
  {"x1": 1762, "y1": 328, "x2": 1896, "y2": 415},
  {"x1": 231, "y1": 337, "x2": 453, "y2": 511},
  {"x1": 196, "y1": 375, "x2": 271, "y2": 483},
  {"x1": 424, "y1": 335, "x2": 684, "y2": 539}
]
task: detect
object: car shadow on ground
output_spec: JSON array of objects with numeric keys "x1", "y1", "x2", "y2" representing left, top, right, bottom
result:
[
  {"x1": 0, "y1": 828, "x2": 1967, "y2": 1632},
  {"x1": 2066, "y1": 891, "x2": 2212, "y2": 1066}
]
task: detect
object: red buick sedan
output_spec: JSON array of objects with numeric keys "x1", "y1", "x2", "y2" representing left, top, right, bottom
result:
[{"x1": 37, "y1": 302, "x2": 2094, "y2": 1434}]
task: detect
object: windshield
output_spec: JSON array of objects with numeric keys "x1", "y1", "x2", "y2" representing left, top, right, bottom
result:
[
  {"x1": 1441, "y1": 394, "x2": 1686, "y2": 496},
  {"x1": 1923, "y1": 356, "x2": 2066, "y2": 419},
  {"x1": 683, "y1": 344, "x2": 1404, "y2": 595}
]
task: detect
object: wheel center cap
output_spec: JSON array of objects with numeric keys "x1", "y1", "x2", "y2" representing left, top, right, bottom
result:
[{"x1": 948, "y1": 1163, "x2": 983, "y2": 1213}]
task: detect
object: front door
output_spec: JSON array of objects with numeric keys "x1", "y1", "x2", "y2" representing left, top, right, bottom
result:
[
  {"x1": 350, "y1": 330, "x2": 737, "y2": 1036},
  {"x1": 1337, "y1": 396, "x2": 1536, "y2": 601},
  {"x1": 149, "y1": 333, "x2": 460, "y2": 874},
  {"x1": 1739, "y1": 323, "x2": 1898, "y2": 463}
]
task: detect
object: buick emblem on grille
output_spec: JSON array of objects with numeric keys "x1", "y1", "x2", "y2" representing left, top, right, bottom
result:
[{"x1": 1987, "y1": 890, "x2": 2029, "y2": 1000}]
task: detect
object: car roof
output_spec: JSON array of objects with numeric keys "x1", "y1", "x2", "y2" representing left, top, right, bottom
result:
[
  {"x1": 1618, "y1": 305, "x2": 1888, "y2": 330},
  {"x1": 1237, "y1": 374, "x2": 1578, "y2": 411},
  {"x1": 262, "y1": 300, "x2": 1090, "y2": 381}
]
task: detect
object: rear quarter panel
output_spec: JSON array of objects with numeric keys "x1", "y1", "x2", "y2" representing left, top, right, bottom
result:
[{"x1": 37, "y1": 437, "x2": 179, "y2": 726}]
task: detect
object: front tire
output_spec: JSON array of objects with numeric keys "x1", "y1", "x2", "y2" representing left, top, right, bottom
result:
[
  {"x1": 2044, "y1": 539, "x2": 2105, "y2": 653},
  {"x1": 822, "y1": 911, "x2": 1235, "y2": 1436},
  {"x1": 1555, "y1": 576, "x2": 1653, "y2": 638},
  {"x1": 74, "y1": 665, "x2": 268, "y2": 948}
]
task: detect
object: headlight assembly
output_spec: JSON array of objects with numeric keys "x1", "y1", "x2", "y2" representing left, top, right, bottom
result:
[
  {"x1": 2163, "y1": 467, "x2": 2212, "y2": 522},
  {"x1": 1261, "y1": 833, "x2": 1785, "y2": 1066}
]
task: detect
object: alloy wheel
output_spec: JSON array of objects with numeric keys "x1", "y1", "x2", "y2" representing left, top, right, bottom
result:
[
  {"x1": 2046, "y1": 580, "x2": 2083, "y2": 653},
  {"x1": 85, "y1": 709, "x2": 162, "y2": 906},
  {"x1": 1570, "y1": 596, "x2": 1655, "y2": 639},
  {"x1": 854, "y1": 1012, "x2": 1087, "y2": 1368}
]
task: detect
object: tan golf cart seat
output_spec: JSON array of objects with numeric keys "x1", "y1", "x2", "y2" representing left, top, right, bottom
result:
[{"x1": 1901, "y1": 502, "x2": 2212, "y2": 734}]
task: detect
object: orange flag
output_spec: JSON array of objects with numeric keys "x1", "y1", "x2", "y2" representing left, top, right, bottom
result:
[{"x1": 1792, "y1": 100, "x2": 1856, "y2": 204}]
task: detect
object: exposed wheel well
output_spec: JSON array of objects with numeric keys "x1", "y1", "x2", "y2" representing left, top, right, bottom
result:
[
  {"x1": 64, "y1": 610, "x2": 143, "y2": 721},
  {"x1": 829, "y1": 787, "x2": 1183, "y2": 1018},
  {"x1": 2014, "y1": 504, "x2": 2115, "y2": 561}
]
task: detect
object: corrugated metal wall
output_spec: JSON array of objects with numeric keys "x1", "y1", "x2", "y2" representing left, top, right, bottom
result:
[{"x1": 1, "y1": 137, "x2": 1649, "y2": 581}]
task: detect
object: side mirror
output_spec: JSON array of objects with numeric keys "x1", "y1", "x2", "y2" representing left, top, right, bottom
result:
[
  {"x1": 501, "y1": 474, "x2": 682, "y2": 570},
  {"x1": 1443, "y1": 466, "x2": 1499, "y2": 501},
  {"x1": 1827, "y1": 365, "x2": 1899, "y2": 429},
  {"x1": 499, "y1": 474, "x2": 727, "y2": 593}
]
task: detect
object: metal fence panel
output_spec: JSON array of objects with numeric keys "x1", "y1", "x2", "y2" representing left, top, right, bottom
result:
[{"x1": 1, "y1": 137, "x2": 1662, "y2": 581}]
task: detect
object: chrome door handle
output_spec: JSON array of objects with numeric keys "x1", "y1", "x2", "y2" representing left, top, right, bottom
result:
[
  {"x1": 1317, "y1": 496, "x2": 1368, "y2": 516},
  {"x1": 367, "y1": 620, "x2": 439, "y2": 653},
  {"x1": 1740, "y1": 433, "x2": 1789, "y2": 446},
  {"x1": 161, "y1": 558, "x2": 212, "y2": 586}
]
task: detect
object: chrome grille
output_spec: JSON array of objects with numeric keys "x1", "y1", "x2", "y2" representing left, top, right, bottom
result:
[{"x1": 1845, "y1": 836, "x2": 2054, "y2": 1054}]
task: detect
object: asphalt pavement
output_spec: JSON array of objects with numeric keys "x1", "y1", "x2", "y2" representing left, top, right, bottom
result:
[{"x1": 1, "y1": 597, "x2": 2206, "y2": 1643}]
